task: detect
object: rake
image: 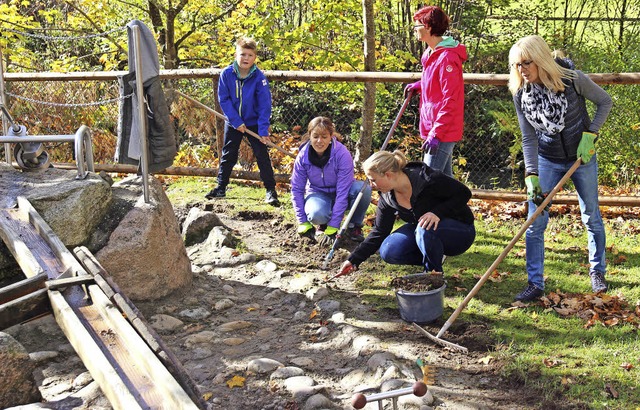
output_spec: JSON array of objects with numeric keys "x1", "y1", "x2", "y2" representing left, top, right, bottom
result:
[{"x1": 415, "y1": 158, "x2": 582, "y2": 352}]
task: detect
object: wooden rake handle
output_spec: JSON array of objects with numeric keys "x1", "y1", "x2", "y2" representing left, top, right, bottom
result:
[
  {"x1": 436, "y1": 158, "x2": 582, "y2": 338},
  {"x1": 175, "y1": 90, "x2": 296, "y2": 159}
]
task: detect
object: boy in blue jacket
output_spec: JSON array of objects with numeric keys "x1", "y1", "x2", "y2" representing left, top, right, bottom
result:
[{"x1": 206, "y1": 36, "x2": 279, "y2": 206}]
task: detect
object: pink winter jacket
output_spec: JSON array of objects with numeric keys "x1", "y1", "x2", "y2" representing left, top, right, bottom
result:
[{"x1": 411, "y1": 37, "x2": 467, "y2": 143}]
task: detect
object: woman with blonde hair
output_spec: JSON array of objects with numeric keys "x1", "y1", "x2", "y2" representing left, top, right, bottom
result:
[
  {"x1": 509, "y1": 35, "x2": 613, "y2": 301},
  {"x1": 336, "y1": 150, "x2": 475, "y2": 277}
]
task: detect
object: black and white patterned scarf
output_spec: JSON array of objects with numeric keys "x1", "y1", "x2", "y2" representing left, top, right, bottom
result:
[{"x1": 521, "y1": 82, "x2": 568, "y2": 134}]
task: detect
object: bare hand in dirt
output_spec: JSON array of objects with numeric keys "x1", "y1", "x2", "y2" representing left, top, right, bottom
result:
[
  {"x1": 335, "y1": 261, "x2": 356, "y2": 278},
  {"x1": 418, "y1": 212, "x2": 440, "y2": 230}
]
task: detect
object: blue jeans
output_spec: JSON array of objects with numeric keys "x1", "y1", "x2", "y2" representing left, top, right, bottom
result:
[
  {"x1": 304, "y1": 180, "x2": 372, "y2": 227},
  {"x1": 379, "y1": 219, "x2": 475, "y2": 272},
  {"x1": 217, "y1": 124, "x2": 276, "y2": 190},
  {"x1": 423, "y1": 141, "x2": 456, "y2": 177},
  {"x1": 525, "y1": 155, "x2": 606, "y2": 289}
]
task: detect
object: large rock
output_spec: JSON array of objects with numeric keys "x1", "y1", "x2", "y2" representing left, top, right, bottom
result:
[
  {"x1": 182, "y1": 207, "x2": 224, "y2": 246},
  {"x1": 96, "y1": 176, "x2": 192, "y2": 301},
  {"x1": 0, "y1": 332, "x2": 41, "y2": 407},
  {"x1": 0, "y1": 164, "x2": 112, "y2": 247}
]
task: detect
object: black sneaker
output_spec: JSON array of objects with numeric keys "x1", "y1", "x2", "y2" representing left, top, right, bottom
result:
[
  {"x1": 265, "y1": 189, "x2": 280, "y2": 206},
  {"x1": 514, "y1": 284, "x2": 544, "y2": 302},
  {"x1": 205, "y1": 187, "x2": 226, "y2": 199},
  {"x1": 347, "y1": 224, "x2": 364, "y2": 242},
  {"x1": 589, "y1": 270, "x2": 608, "y2": 293}
]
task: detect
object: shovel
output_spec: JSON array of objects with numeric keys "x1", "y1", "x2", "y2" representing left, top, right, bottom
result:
[
  {"x1": 416, "y1": 158, "x2": 582, "y2": 352},
  {"x1": 322, "y1": 91, "x2": 415, "y2": 273}
]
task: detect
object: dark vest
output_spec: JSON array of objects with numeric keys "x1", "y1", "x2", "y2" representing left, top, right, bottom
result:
[{"x1": 536, "y1": 76, "x2": 591, "y2": 163}]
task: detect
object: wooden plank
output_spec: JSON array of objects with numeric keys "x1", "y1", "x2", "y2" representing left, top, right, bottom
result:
[
  {"x1": 0, "y1": 208, "x2": 49, "y2": 278},
  {"x1": 0, "y1": 272, "x2": 47, "y2": 304},
  {"x1": 49, "y1": 289, "x2": 144, "y2": 410},
  {"x1": 46, "y1": 275, "x2": 95, "y2": 291},
  {"x1": 86, "y1": 284, "x2": 199, "y2": 410},
  {"x1": 0, "y1": 288, "x2": 50, "y2": 330},
  {"x1": 17, "y1": 196, "x2": 87, "y2": 279}
]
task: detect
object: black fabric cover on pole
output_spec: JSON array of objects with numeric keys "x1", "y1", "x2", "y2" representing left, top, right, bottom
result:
[{"x1": 116, "y1": 20, "x2": 176, "y2": 173}]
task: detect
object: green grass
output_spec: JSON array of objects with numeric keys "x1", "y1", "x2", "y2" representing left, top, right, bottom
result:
[{"x1": 164, "y1": 177, "x2": 640, "y2": 408}]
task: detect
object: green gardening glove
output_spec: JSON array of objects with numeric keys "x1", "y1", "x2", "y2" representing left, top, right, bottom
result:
[
  {"x1": 525, "y1": 175, "x2": 545, "y2": 206},
  {"x1": 577, "y1": 131, "x2": 597, "y2": 164},
  {"x1": 297, "y1": 222, "x2": 314, "y2": 234},
  {"x1": 316, "y1": 226, "x2": 339, "y2": 246}
]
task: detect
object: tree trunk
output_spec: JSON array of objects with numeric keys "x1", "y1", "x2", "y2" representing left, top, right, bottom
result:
[{"x1": 357, "y1": 0, "x2": 376, "y2": 165}]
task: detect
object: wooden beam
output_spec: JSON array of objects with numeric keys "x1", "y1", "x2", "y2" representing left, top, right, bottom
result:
[
  {"x1": 4, "y1": 69, "x2": 640, "y2": 85},
  {"x1": 17, "y1": 197, "x2": 87, "y2": 279},
  {"x1": 0, "y1": 272, "x2": 47, "y2": 304},
  {"x1": 0, "y1": 288, "x2": 50, "y2": 330},
  {"x1": 0, "y1": 208, "x2": 46, "y2": 278},
  {"x1": 86, "y1": 284, "x2": 199, "y2": 409}
]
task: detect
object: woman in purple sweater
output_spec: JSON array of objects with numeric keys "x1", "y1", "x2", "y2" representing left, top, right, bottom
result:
[{"x1": 291, "y1": 117, "x2": 372, "y2": 246}]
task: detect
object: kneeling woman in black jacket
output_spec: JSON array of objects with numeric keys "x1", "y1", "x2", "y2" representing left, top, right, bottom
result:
[{"x1": 337, "y1": 150, "x2": 475, "y2": 277}]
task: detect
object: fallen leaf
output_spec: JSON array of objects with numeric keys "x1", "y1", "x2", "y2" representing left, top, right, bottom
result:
[
  {"x1": 309, "y1": 309, "x2": 318, "y2": 320},
  {"x1": 543, "y1": 358, "x2": 564, "y2": 368},
  {"x1": 605, "y1": 383, "x2": 619, "y2": 399},
  {"x1": 561, "y1": 376, "x2": 574, "y2": 386},
  {"x1": 202, "y1": 392, "x2": 213, "y2": 400},
  {"x1": 620, "y1": 362, "x2": 634, "y2": 371},
  {"x1": 226, "y1": 375, "x2": 245, "y2": 388},
  {"x1": 454, "y1": 287, "x2": 467, "y2": 292}
]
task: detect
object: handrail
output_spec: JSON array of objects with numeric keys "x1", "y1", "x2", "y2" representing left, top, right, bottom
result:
[{"x1": 0, "y1": 125, "x2": 95, "y2": 179}]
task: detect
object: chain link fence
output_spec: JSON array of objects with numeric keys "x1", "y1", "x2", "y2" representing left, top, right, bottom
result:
[{"x1": 2, "y1": 76, "x2": 639, "y2": 190}]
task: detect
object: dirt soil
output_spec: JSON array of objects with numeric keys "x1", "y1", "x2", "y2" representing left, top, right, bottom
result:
[{"x1": 7, "y1": 199, "x2": 542, "y2": 410}]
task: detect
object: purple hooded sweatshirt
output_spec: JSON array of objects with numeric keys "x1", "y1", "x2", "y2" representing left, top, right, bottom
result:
[{"x1": 290, "y1": 138, "x2": 355, "y2": 228}]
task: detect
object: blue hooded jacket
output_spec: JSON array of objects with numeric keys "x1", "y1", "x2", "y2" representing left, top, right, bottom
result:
[
  {"x1": 290, "y1": 138, "x2": 355, "y2": 228},
  {"x1": 218, "y1": 62, "x2": 272, "y2": 136}
]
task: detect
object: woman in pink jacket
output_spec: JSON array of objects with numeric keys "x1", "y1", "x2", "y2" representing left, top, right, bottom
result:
[{"x1": 405, "y1": 5, "x2": 467, "y2": 178}]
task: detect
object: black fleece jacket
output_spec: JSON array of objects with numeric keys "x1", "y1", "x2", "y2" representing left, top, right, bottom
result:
[{"x1": 348, "y1": 162, "x2": 474, "y2": 266}]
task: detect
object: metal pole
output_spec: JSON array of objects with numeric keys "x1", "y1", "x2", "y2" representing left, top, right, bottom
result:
[
  {"x1": 0, "y1": 48, "x2": 12, "y2": 163},
  {"x1": 132, "y1": 25, "x2": 150, "y2": 203}
]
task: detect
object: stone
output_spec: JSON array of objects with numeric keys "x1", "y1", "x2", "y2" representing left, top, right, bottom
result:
[
  {"x1": 315, "y1": 300, "x2": 340, "y2": 314},
  {"x1": 214, "y1": 298, "x2": 235, "y2": 311},
  {"x1": 255, "y1": 259, "x2": 277, "y2": 273},
  {"x1": 182, "y1": 207, "x2": 223, "y2": 246},
  {"x1": 179, "y1": 307, "x2": 211, "y2": 320},
  {"x1": 149, "y1": 314, "x2": 184, "y2": 332},
  {"x1": 95, "y1": 176, "x2": 192, "y2": 301},
  {"x1": 218, "y1": 321, "x2": 252, "y2": 332},
  {"x1": 0, "y1": 166, "x2": 112, "y2": 247},
  {"x1": 28, "y1": 350, "x2": 59, "y2": 363},
  {"x1": 305, "y1": 287, "x2": 329, "y2": 301},
  {"x1": 247, "y1": 358, "x2": 284, "y2": 374},
  {"x1": 304, "y1": 393, "x2": 335, "y2": 410},
  {"x1": 184, "y1": 331, "x2": 216, "y2": 348},
  {"x1": 0, "y1": 332, "x2": 41, "y2": 407},
  {"x1": 367, "y1": 352, "x2": 396, "y2": 370},
  {"x1": 289, "y1": 356, "x2": 315, "y2": 368},
  {"x1": 270, "y1": 366, "x2": 305, "y2": 380}
]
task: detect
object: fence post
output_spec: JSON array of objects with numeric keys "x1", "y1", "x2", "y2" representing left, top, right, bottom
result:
[{"x1": 0, "y1": 48, "x2": 12, "y2": 164}]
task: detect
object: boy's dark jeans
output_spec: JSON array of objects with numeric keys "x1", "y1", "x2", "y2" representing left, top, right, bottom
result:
[{"x1": 216, "y1": 124, "x2": 276, "y2": 190}]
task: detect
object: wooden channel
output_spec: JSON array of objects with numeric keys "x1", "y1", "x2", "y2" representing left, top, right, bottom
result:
[{"x1": 0, "y1": 196, "x2": 202, "y2": 409}]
